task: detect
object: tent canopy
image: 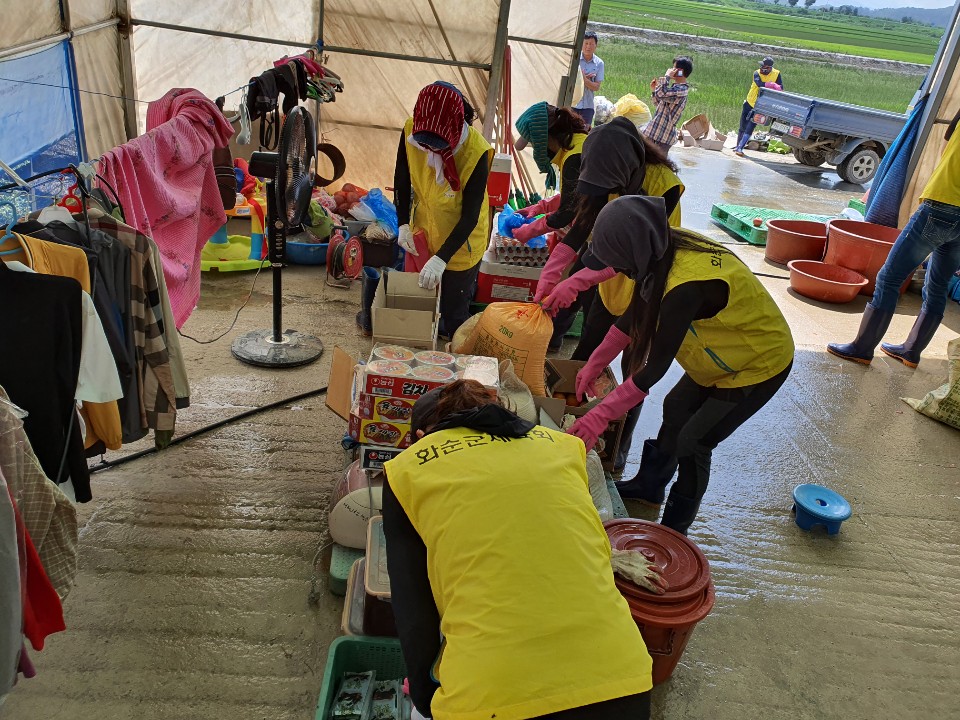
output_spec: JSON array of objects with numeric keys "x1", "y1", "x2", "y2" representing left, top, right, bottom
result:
[{"x1": 0, "y1": 1, "x2": 589, "y2": 192}]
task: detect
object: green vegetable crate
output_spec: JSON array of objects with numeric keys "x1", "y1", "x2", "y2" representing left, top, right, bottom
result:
[{"x1": 315, "y1": 636, "x2": 407, "y2": 720}]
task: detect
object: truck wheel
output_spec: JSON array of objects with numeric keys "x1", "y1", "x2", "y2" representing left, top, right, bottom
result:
[
  {"x1": 793, "y1": 148, "x2": 827, "y2": 167},
  {"x1": 838, "y1": 148, "x2": 880, "y2": 184}
]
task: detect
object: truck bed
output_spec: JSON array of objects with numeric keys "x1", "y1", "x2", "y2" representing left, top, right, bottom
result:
[{"x1": 753, "y1": 90, "x2": 906, "y2": 143}]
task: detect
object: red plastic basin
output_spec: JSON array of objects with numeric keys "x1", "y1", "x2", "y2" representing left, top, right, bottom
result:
[
  {"x1": 788, "y1": 260, "x2": 869, "y2": 303},
  {"x1": 764, "y1": 220, "x2": 827, "y2": 266},
  {"x1": 824, "y1": 220, "x2": 901, "y2": 295}
]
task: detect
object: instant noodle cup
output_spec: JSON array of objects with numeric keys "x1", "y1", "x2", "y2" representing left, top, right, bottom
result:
[
  {"x1": 415, "y1": 351, "x2": 456, "y2": 368},
  {"x1": 366, "y1": 360, "x2": 412, "y2": 377},
  {"x1": 362, "y1": 422, "x2": 404, "y2": 446},
  {"x1": 372, "y1": 345, "x2": 415, "y2": 363},
  {"x1": 411, "y1": 366, "x2": 455, "y2": 382}
]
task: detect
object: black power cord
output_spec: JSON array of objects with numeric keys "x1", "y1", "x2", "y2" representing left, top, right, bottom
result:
[{"x1": 90, "y1": 385, "x2": 329, "y2": 474}]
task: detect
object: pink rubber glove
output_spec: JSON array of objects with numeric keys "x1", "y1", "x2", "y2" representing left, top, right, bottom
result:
[
  {"x1": 764, "y1": 82, "x2": 782, "y2": 91},
  {"x1": 541, "y1": 266, "x2": 617, "y2": 315},
  {"x1": 513, "y1": 216, "x2": 550, "y2": 243},
  {"x1": 576, "y1": 326, "x2": 631, "y2": 401},
  {"x1": 568, "y1": 378, "x2": 648, "y2": 450},
  {"x1": 533, "y1": 243, "x2": 577, "y2": 303},
  {"x1": 517, "y1": 195, "x2": 561, "y2": 218}
]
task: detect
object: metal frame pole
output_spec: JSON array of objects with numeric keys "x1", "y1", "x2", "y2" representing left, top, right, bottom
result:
[
  {"x1": 562, "y1": 0, "x2": 592, "y2": 107},
  {"x1": 117, "y1": 1, "x2": 140, "y2": 140}
]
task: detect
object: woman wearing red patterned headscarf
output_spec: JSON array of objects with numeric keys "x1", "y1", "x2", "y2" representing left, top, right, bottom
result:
[{"x1": 394, "y1": 82, "x2": 494, "y2": 338}]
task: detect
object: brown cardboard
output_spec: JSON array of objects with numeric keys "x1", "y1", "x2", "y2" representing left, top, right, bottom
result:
[
  {"x1": 372, "y1": 270, "x2": 440, "y2": 350},
  {"x1": 326, "y1": 346, "x2": 358, "y2": 421}
]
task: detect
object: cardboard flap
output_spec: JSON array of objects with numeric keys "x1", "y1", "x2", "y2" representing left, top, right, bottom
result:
[{"x1": 326, "y1": 346, "x2": 356, "y2": 421}]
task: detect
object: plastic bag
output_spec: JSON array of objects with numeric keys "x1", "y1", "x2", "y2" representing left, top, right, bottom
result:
[
  {"x1": 497, "y1": 205, "x2": 548, "y2": 246},
  {"x1": 357, "y1": 188, "x2": 399, "y2": 238},
  {"x1": 586, "y1": 450, "x2": 614, "y2": 521},
  {"x1": 464, "y1": 302, "x2": 553, "y2": 395},
  {"x1": 451, "y1": 313, "x2": 482, "y2": 353},
  {"x1": 613, "y1": 94, "x2": 652, "y2": 130},
  {"x1": 902, "y1": 336, "x2": 960, "y2": 430},
  {"x1": 304, "y1": 200, "x2": 333, "y2": 241},
  {"x1": 498, "y1": 360, "x2": 538, "y2": 424},
  {"x1": 594, "y1": 96, "x2": 616, "y2": 126}
]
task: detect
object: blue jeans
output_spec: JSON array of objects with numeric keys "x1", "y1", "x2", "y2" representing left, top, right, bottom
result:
[
  {"x1": 735, "y1": 101, "x2": 756, "y2": 151},
  {"x1": 574, "y1": 107, "x2": 595, "y2": 128},
  {"x1": 871, "y1": 199, "x2": 960, "y2": 317}
]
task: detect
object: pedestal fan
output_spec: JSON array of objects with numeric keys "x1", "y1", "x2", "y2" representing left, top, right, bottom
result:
[{"x1": 232, "y1": 106, "x2": 325, "y2": 368}]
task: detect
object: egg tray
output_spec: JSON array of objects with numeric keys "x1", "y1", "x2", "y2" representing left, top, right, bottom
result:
[{"x1": 494, "y1": 236, "x2": 550, "y2": 267}]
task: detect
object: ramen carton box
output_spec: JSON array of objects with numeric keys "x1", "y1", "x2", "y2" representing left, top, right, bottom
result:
[{"x1": 348, "y1": 414, "x2": 414, "y2": 449}]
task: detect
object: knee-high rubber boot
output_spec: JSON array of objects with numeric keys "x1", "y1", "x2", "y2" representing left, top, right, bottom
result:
[
  {"x1": 660, "y1": 490, "x2": 702, "y2": 536},
  {"x1": 826, "y1": 304, "x2": 895, "y2": 365},
  {"x1": 612, "y1": 403, "x2": 643, "y2": 478},
  {"x1": 880, "y1": 311, "x2": 942, "y2": 368},
  {"x1": 355, "y1": 267, "x2": 381, "y2": 336},
  {"x1": 615, "y1": 439, "x2": 679, "y2": 505}
]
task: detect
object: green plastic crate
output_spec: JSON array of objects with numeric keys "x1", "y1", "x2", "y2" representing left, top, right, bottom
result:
[
  {"x1": 315, "y1": 636, "x2": 407, "y2": 720},
  {"x1": 710, "y1": 204, "x2": 834, "y2": 246},
  {"x1": 329, "y1": 544, "x2": 364, "y2": 596},
  {"x1": 848, "y1": 198, "x2": 866, "y2": 214}
]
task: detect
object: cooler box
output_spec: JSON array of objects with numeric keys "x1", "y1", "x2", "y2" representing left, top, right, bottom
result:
[{"x1": 476, "y1": 259, "x2": 541, "y2": 303}]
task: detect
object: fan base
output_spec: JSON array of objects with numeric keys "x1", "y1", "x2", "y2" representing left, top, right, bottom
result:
[{"x1": 231, "y1": 329, "x2": 324, "y2": 368}]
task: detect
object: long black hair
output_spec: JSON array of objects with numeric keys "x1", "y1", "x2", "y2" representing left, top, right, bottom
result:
[
  {"x1": 549, "y1": 106, "x2": 590, "y2": 151},
  {"x1": 624, "y1": 229, "x2": 734, "y2": 374}
]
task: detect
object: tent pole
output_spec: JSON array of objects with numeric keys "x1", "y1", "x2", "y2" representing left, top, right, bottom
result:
[
  {"x1": 128, "y1": 19, "x2": 491, "y2": 70},
  {"x1": 903, "y1": 0, "x2": 960, "y2": 193},
  {"x1": 117, "y1": 1, "x2": 140, "y2": 140},
  {"x1": 562, "y1": 0, "x2": 593, "y2": 107},
  {"x1": 0, "y1": 18, "x2": 119, "y2": 61},
  {"x1": 483, "y1": 0, "x2": 512, "y2": 141}
]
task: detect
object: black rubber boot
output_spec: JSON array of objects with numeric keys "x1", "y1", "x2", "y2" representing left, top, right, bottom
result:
[
  {"x1": 355, "y1": 267, "x2": 381, "y2": 336},
  {"x1": 611, "y1": 403, "x2": 643, "y2": 479},
  {"x1": 660, "y1": 490, "x2": 702, "y2": 536},
  {"x1": 826, "y1": 304, "x2": 895, "y2": 365},
  {"x1": 880, "y1": 311, "x2": 942, "y2": 368},
  {"x1": 615, "y1": 439, "x2": 678, "y2": 505}
]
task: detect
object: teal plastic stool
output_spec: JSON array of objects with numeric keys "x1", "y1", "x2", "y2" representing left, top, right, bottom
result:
[{"x1": 792, "y1": 484, "x2": 851, "y2": 535}]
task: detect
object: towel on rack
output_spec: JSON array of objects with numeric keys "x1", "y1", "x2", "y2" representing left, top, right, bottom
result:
[{"x1": 97, "y1": 88, "x2": 234, "y2": 328}]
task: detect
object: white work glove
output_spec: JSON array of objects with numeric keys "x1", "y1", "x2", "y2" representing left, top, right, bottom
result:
[
  {"x1": 419, "y1": 255, "x2": 446, "y2": 290},
  {"x1": 610, "y1": 548, "x2": 667, "y2": 595},
  {"x1": 411, "y1": 708, "x2": 431, "y2": 720},
  {"x1": 398, "y1": 224, "x2": 417, "y2": 255}
]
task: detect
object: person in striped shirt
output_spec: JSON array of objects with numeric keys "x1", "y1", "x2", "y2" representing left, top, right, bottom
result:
[{"x1": 643, "y1": 56, "x2": 692, "y2": 156}]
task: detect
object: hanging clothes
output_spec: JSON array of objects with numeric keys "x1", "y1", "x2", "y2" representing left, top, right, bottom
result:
[
  {"x1": 0, "y1": 389, "x2": 78, "y2": 598},
  {"x1": 97, "y1": 88, "x2": 235, "y2": 328},
  {"x1": 0, "y1": 262, "x2": 90, "y2": 501},
  {"x1": 85, "y1": 211, "x2": 178, "y2": 437},
  {"x1": 0, "y1": 467, "x2": 20, "y2": 697}
]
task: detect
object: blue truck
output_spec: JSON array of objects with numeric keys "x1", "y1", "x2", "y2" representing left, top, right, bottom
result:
[{"x1": 751, "y1": 88, "x2": 907, "y2": 184}]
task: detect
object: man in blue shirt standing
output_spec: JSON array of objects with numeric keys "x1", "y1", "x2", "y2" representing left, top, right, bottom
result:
[{"x1": 574, "y1": 32, "x2": 604, "y2": 128}]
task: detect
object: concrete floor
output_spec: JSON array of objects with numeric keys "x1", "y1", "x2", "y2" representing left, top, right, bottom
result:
[{"x1": 3, "y1": 147, "x2": 959, "y2": 720}]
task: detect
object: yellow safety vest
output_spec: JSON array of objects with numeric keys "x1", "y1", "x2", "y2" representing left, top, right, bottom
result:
[
  {"x1": 404, "y1": 118, "x2": 493, "y2": 271},
  {"x1": 746, "y1": 69, "x2": 781, "y2": 108},
  {"x1": 598, "y1": 164, "x2": 685, "y2": 316},
  {"x1": 552, "y1": 132, "x2": 587, "y2": 192},
  {"x1": 385, "y1": 425, "x2": 653, "y2": 720},
  {"x1": 921, "y1": 127, "x2": 960, "y2": 207},
  {"x1": 667, "y1": 233, "x2": 794, "y2": 388}
]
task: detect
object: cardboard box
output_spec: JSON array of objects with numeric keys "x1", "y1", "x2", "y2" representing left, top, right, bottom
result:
[
  {"x1": 349, "y1": 415, "x2": 414, "y2": 448},
  {"x1": 359, "y1": 445, "x2": 403, "y2": 471},
  {"x1": 537, "y1": 359, "x2": 625, "y2": 471},
  {"x1": 476, "y1": 259, "x2": 542, "y2": 303},
  {"x1": 487, "y1": 153, "x2": 512, "y2": 207},
  {"x1": 361, "y1": 368, "x2": 450, "y2": 400},
  {"x1": 356, "y1": 394, "x2": 417, "y2": 423},
  {"x1": 372, "y1": 270, "x2": 440, "y2": 350}
]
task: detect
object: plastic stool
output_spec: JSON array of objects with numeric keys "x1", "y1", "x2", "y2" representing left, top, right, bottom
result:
[{"x1": 792, "y1": 484, "x2": 851, "y2": 535}]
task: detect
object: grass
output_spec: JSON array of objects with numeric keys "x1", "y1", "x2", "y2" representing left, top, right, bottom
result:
[
  {"x1": 600, "y1": 39, "x2": 921, "y2": 132},
  {"x1": 592, "y1": 0, "x2": 941, "y2": 65}
]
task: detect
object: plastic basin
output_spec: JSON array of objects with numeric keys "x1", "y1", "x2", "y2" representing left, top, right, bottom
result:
[
  {"x1": 314, "y1": 636, "x2": 406, "y2": 720},
  {"x1": 286, "y1": 239, "x2": 329, "y2": 265},
  {"x1": 787, "y1": 260, "x2": 868, "y2": 304},
  {"x1": 824, "y1": 220, "x2": 900, "y2": 295},
  {"x1": 764, "y1": 219, "x2": 827, "y2": 265},
  {"x1": 605, "y1": 519, "x2": 714, "y2": 685}
]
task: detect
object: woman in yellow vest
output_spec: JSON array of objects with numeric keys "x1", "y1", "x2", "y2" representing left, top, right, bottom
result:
[
  {"x1": 733, "y1": 56, "x2": 783, "y2": 156},
  {"x1": 394, "y1": 82, "x2": 494, "y2": 337},
  {"x1": 511, "y1": 102, "x2": 590, "y2": 350},
  {"x1": 383, "y1": 379, "x2": 655, "y2": 720},
  {"x1": 567, "y1": 196, "x2": 794, "y2": 535}
]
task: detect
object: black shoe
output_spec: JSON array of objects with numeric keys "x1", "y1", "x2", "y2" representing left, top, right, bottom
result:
[
  {"x1": 827, "y1": 304, "x2": 894, "y2": 365},
  {"x1": 356, "y1": 267, "x2": 381, "y2": 336},
  {"x1": 880, "y1": 311, "x2": 942, "y2": 368},
  {"x1": 660, "y1": 490, "x2": 702, "y2": 536},
  {"x1": 615, "y1": 440, "x2": 678, "y2": 506}
]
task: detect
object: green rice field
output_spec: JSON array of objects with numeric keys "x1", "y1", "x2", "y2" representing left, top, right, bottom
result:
[
  {"x1": 592, "y1": 0, "x2": 942, "y2": 65},
  {"x1": 599, "y1": 39, "x2": 921, "y2": 132}
]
